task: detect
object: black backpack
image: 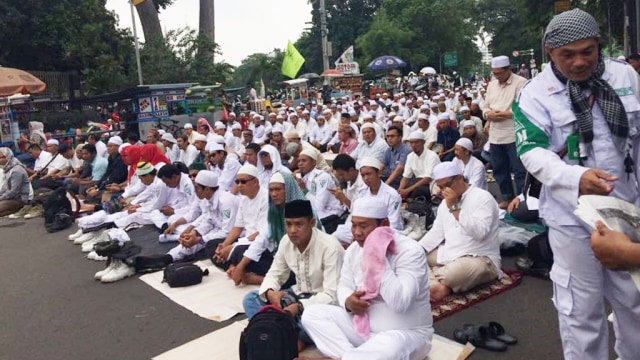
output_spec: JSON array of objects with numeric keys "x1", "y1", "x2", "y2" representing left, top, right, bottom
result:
[
  {"x1": 239, "y1": 305, "x2": 299, "y2": 360},
  {"x1": 43, "y1": 188, "x2": 72, "y2": 228}
]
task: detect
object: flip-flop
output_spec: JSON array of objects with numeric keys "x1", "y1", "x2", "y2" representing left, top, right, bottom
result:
[
  {"x1": 453, "y1": 324, "x2": 507, "y2": 352},
  {"x1": 486, "y1": 321, "x2": 518, "y2": 345}
]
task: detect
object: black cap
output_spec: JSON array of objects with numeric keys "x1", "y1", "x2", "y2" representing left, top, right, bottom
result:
[
  {"x1": 284, "y1": 200, "x2": 314, "y2": 218},
  {"x1": 341, "y1": 112, "x2": 351, "y2": 119}
]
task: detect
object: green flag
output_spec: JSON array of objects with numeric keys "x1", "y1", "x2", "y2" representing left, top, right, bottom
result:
[{"x1": 281, "y1": 41, "x2": 305, "y2": 78}]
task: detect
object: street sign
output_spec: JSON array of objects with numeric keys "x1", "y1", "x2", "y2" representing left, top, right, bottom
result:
[
  {"x1": 512, "y1": 50, "x2": 520, "y2": 57},
  {"x1": 444, "y1": 52, "x2": 458, "y2": 67},
  {"x1": 335, "y1": 62, "x2": 360, "y2": 75}
]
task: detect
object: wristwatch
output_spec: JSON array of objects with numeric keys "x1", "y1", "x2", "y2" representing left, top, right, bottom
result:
[{"x1": 449, "y1": 203, "x2": 461, "y2": 213}]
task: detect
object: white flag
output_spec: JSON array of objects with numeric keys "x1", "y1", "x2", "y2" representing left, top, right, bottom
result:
[{"x1": 335, "y1": 45, "x2": 354, "y2": 65}]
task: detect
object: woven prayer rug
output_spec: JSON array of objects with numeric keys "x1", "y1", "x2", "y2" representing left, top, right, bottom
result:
[{"x1": 431, "y1": 270, "x2": 523, "y2": 322}]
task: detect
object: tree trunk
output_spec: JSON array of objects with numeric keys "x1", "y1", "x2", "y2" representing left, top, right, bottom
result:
[
  {"x1": 199, "y1": 0, "x2": 215, "y2": 63},
  {"x1": 136, "y1": 0, "x2": 164, "y2": 43}
]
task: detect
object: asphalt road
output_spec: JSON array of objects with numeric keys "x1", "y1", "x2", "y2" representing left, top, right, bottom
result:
[{"x1": 0, "y1": 217, "x2": 614, "y2": 360}]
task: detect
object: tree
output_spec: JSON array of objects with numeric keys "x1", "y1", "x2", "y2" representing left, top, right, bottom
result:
[
  {"x1": 356, "y1": 0, "x2": 481, "y2": 75},
  {"x1": 199, "y1": 0, "x2": 216, "y2": 63},
  {"x1": 135, "y1": 0, "x2": 164, "y2": 43},
  {"x1": 231, "y1": 51, "x2": 285, "y2": 92}
]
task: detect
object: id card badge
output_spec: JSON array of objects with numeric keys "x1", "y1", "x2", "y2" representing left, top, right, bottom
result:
[{"x1": 567, "y1": 133, "x2": 580, "y2": 160}]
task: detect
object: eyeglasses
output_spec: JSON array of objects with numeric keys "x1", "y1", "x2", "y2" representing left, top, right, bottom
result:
[{"x1": 235, "y1": 178, "x2": 254, "y2": 185}]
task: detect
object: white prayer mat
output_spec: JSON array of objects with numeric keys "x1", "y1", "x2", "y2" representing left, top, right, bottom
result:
[
  {"x1": 153, "y1": 319, "x2": 474, "y2": 360},
  {"x1": 139, "y1": 260, "x2": 258, "y2": 322}
]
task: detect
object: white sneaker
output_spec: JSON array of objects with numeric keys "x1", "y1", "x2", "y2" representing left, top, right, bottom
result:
[
  {"x1": 101, "y1": 260, "x2": 135, "y2": 283},
  {"x1": 159, "y1": 234, "x2": 179, "y2": 243},
  {"x1": 73, "y1": 232, "x2": 98, "y2": 245},
  {"x1": 94, "y1": 261, "x2": 117, "y2": 280},
  {"x1": 68, "y1": 229, "x2": 84, "y2": 241},
  {"x1": 87, "y1": 251, "x2": 108, "y2": 261}
]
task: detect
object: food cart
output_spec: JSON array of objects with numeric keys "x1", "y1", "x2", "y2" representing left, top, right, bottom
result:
[
  {"x1": 0, "y1": 94, "x2": 32, "y2": 145},
  {"x1": 282, "y1": 79, "x2": 310, "y2": 107}
]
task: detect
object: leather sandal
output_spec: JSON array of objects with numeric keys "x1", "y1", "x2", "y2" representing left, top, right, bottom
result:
[
  {"x1": 485, "y1": 321, "x2": 517, "y2": 345},
  {"x1": 453, "y1": 324, "x2": 507, "y2": 352}
]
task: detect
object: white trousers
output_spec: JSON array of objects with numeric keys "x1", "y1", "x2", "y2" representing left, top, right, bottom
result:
[
  {"x1": 168, "y1": 243, "x2": 204, "y2": 261},
  {"x1": 301, "y1": 304, "x2": 431, "y2": 360},
  {"x1": 78, "y1": 210, "x2": 128, "y2": 229},
  {"x1": 549, "y1": 224, "x2": 640, "y2": 360}
]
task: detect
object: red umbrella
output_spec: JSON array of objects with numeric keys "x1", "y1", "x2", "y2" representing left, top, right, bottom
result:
[
  {"x1": 321, "y1": 69, "x2": 343, "y2": 77},
  {"x1": 0, "y1": 66, "x2": 47, "y2": 96}
]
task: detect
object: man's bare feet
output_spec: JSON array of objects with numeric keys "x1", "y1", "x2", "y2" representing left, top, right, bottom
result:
[
  {"x1": 242, "y1": 272, "x2": 264, "y2": 285},
  {"x1": 226, "y1": 265, "x2": 236, "y2": 278},
  {"x1": 430, "y1": 283, "x2": 452, "y2": 302}
]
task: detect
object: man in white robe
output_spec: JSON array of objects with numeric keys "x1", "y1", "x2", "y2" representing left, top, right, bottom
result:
[
  {"x1": 451, "y1": 138, "x2": 487, "y2": 190},
  {"x1": 299, "y1": 197, "x2": 433, "y2": 360}
]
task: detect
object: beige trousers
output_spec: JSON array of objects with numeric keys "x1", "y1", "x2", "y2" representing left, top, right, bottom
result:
[{"x1": 427, "y1": 248, "x2": 498, "y2": 293}]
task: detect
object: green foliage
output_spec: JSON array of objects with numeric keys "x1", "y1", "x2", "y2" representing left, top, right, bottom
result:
[
  {"x1": 139, "y1": 28, "x2": 234, "y2": 85},
  {"x1": 231, "y1": 50, "x2": 285, "y2": 92},
  {"x1": 356, "y1": 0, "x2": 481, "y2": 75}
]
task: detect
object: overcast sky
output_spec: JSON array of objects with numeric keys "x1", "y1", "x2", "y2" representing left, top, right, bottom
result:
[{"x1": 105, "y1": 0, "x2": 312, "y2": 66}]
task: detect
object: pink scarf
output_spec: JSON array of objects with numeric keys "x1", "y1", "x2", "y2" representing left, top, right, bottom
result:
[{"x1": 353, "y1": 226, "x2": 398, "y2": 338}]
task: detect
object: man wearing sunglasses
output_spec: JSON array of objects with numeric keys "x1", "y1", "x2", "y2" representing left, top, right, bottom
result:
[
  {"x1": 211, "y1": 163, "x2": 269, "y2": 271},
  {"x1": 418, "y1": 162, "x2": 501, "y2": 302}
]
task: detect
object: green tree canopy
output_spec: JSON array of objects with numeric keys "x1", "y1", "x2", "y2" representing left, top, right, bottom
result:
[{"x1": 231, "y1": 50, "x2": 285, "y2": 92}]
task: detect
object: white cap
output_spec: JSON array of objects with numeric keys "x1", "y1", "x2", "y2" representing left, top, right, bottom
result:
[
  {"x1": 429, "y1": 102, "x2": 438, "y2": 107},
  {"x1": 160, "y1": 133, "x2": 177, "y2": 144},
  {"x1": 205, "y1": 142, "x2": 224, "y2": 152},
  {"x1": 228, "y1": 112, "x2": 236, "y2": 117},
  {"x1": 231, "y1": 123, "x2": 242, "y2": 130},
  {"x1": 270, "y1": 172, "x2": 285, "y2": 184},
  {"x1": 459, "y1": 106, "x2": 470, "y2": 112},
  {"x1": 392, "y1": 116, "x2": 404, "y2": 123},
  {"x1": 437, "y1": 113, "x2": 450, "y2": 121},
  {"x1": 214, "y1": 121, "x2": 226, "y2": 130},
  {"x1": 272, "y1": 123, "x2": 284, "y2": 134},
  {"x1": 359, "y1": 156, "x2": 381, "y2": 170},
  {"x1": 408, "y1": 131, "x2": 425, "y2": 141},
  {"x1": 287, "y1": 130, "x2": 300, "y2": 139},
  {"x1": 418, "y1": 114, "x2": 429, "y2": 121},
  {"x1": 455, "y1": 138, "x2": 474, "y2": 151},
  {"x1": 193, "y1": 134, "x2": 207, "y2": 143},
  {"x1": 184, "y1": 123, "x2": 194, "y2": 129},
  {"x1": 351, "y1": 197, "x2": 388, "y2": 219},
  {"x1": 491, "y1": 55, "x2": 510, "y2": 68},
  {"x1": 107, "y1": 136, "x2": 123, "y2": 146},
  {"x1": 212, "y1": 135, "x2": 226, "y2": 144},
  {"x1": 157, "y1": 129, "x2": 166, "y2": 136},
  {"x1": 362, "y1": 113, "x2": 373, "y2": 120},
  {"x1": 299, "y1": 148, "x2": 318, "y2": 161},
  {"x1": 195, "y1": 170, "x2": 219, "y2": 188},
  {"x1": 237, "y1": 163, "x2": 259, "y2": 178},
  {"x1": 302, "y1": 110, "x2": 310, "y2": 115},
  {"x1": 433, "y1": 162, "x2": 463, "y2": 181},
  {"x1": 47, "y1": 139, "x2": 59, "y2": 146},
  {"x1": 361, "y1": 123, "x2": 375, "y2": 131},
  {"x1": 461, "y1": 120, "x2": 476, "y2": 128},
  {"x1": 388, "y1": 112, "x2": 397, "y2": 118},
  {"x1": 419, "y1": 104, "x2": 430, "y2": 110}
]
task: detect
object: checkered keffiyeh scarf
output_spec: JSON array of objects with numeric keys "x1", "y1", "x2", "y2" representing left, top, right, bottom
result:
[
  {"x1": 546, "y1": 8, "x2": 629, "y2": 146},
  {"x1": 551, "y1": 58, "x2": 629, "y2": 145}
]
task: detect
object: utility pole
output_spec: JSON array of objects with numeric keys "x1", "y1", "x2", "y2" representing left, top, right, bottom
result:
[
  {"x1": 130, "y1": 0, "x2": 143, "y2": 85},
  {"x1": 636, "y1": 0, "x2": 640, "y2": 52},
  {"x1": 319, "y1": 0, "x2": 330, "y2": 72}
]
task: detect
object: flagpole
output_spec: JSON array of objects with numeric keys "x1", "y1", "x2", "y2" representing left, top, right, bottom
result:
[{"x1": 130, "y1": 0, "x2": 144, "y2": 85}]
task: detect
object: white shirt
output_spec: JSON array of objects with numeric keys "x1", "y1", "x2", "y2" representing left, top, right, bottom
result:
[
  {"x1": 34, "y1": 151, "x2": 53, "y2": 172},
  {"x1": 343, "y1": 173, "x2": 365, "y2": 211},
  {"x1": 216, "y1": 156, "x2": 241, "y2": 192},
  {"x1": 152, "y1": 173, "x2": 196, "y2": 212},
  {"x1": 303, "y1": 168, "x2": 343, "y2": 219},
  {"x1": 165, "y1": 143, "x2": 180, "y2": 163},
  {"x1": 350, "y1": 137, "x2": 389, "y2": 168},
  {"x1": 357, "y1": 182, "x2": 403, "y2": 230},
  {"x1": 259, "y1": 228, "x2": 345, "y2": 308},
  {"x1": 421, "y1": 126, "x2": 438, "y2": 146},
  {"x1": 309, "y1": 124, "x2": 333, "y2": 146},
  {"x1": 235, "y1": 188, "x2": 269, "y2": 236},
  {"x1": 95, "y1": 141, "x2": 108, "y2": 159},
  {"x1": 402, "y1": 149, "x2": 440, "y2": 179},
  {"x1": 178, "y1": 144, "x2": 199, "y2": 167},
  {"x1": 419, "y1": 186, "x2": 502, "y2": 271},
  {"x1": 191, "y1": 190, "x2": 239, "y2": 242},
  {"x1": 452, "y1": 156, "x2": 487, "y2": 190},
  {"x1": 338, "y1": 233, "x2": 433, "y2": 334},
  {"x1": 48, "y1": 152, "x2": 70, "y2": 172}
]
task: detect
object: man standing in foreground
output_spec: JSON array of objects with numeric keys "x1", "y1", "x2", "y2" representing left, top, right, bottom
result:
[
  {"x1": 484, "y1": 55, "x2": 527, "y2": 209},
  {"x1": 298, "y1": 197, "x2": 432, "y2": 360},
  {"x1": 514, "y1": 9, "x2": 640, "y2": 359}
]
